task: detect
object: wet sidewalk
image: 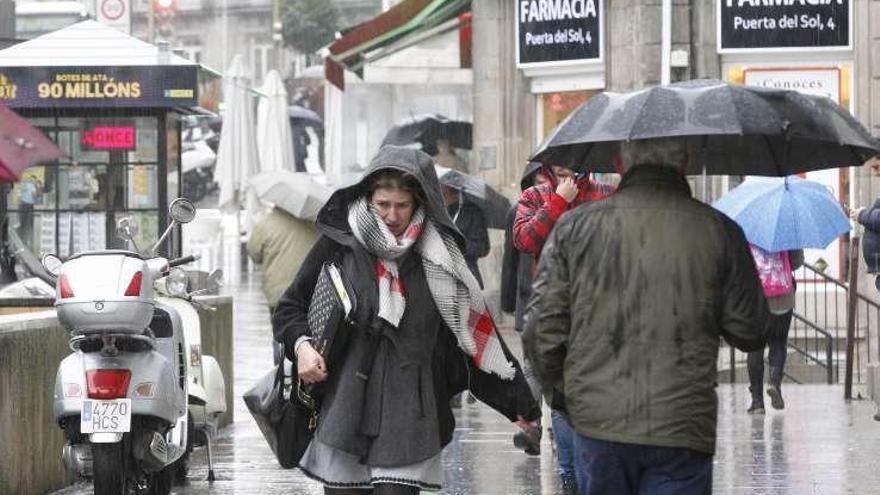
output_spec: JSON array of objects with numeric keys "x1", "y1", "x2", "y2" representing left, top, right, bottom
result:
[{"x1": 53, "y1": 258, "x2": 880, "y2": 494}]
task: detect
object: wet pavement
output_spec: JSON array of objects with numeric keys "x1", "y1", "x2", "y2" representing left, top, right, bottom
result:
[{"x1": 51, "y1": 243, "x2": 880, "y2": 495}]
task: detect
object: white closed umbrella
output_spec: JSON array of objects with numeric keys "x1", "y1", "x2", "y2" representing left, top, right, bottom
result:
[
  {"x1": 256, "y1": 70, "x2": 295, "y2": 173},
  {"x1": 215, "y1": 55, "x2": 260, "y2": 231}
]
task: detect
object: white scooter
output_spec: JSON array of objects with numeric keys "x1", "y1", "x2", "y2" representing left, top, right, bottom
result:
[
  {"x1": 154, "y1": 272, "x2": 227, "y2": 482},
  {"x1": 46, "y1": 198, "x2": 223, "y2": 494}
]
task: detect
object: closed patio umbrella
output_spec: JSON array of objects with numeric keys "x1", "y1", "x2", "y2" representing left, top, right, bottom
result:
[
  {"x1": 215, "y1": 55, "x2": 260, "y2": 231},
  {"x1": 257, "y1": 70, "x2": 295, "y2": 173}
]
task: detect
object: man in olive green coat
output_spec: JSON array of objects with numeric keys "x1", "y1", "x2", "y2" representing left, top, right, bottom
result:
[
  {"x1": 247, "y1": 206, "x2": 318, "y2": 363},
  {"x1": 525, "y1": 138, "x2": 769, "y2": 494}
]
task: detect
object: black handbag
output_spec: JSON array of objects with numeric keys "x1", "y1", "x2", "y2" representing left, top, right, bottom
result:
[
  {"x1": 307, "y1": 261, "x2": 357, "y2": 366},
  {"x1": 242, "y1": 364, "x2": 318, "y2": 468}
]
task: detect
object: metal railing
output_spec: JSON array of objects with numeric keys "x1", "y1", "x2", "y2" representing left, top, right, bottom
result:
[{"x1": 722, "y1": 260, "x2": 880, "y2": 388}]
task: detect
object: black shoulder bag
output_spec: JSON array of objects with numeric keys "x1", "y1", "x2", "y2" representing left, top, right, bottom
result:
[{"x1": 242, "y1": 363, "x2": 317, "y2": 468}]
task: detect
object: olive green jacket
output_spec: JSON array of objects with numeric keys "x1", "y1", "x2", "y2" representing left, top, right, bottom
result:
[
  {"x1": 246, "y1": 208, "x2": 318, "y2": 308},
  {"x1": 525, "y1": 165, "x2": 769, "y2": 455}
]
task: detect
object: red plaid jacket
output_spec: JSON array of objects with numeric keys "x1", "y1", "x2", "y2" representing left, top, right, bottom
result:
[{"x1": 513, "y1": 179, "x2": 614, "y2": 264}]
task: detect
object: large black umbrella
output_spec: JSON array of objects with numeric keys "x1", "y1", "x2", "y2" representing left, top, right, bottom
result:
[
  {"x1": 435, "y1": 165, "x2": 511, "y2": 229},
  {"x1": 530, "y1": 79, "x2": 880, "y2": 176},
  {"x1": 382, "y1": 114, "x2": 472, "y2": 152}
]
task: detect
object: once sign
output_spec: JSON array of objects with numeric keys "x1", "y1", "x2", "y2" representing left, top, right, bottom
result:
[
  {"x1": 717, "y1": 0, "x2": 850, "y2": 52},
  {"x1": 516, "y1": 0, "x2": 603, "y2": 67}
]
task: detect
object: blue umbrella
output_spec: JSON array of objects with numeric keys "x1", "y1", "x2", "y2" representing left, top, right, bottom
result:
[{"x1": 712, "y1": 176, "x2": 851, "y2": 252}]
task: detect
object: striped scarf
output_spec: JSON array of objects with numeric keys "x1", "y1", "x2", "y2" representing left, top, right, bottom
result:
[{"x1": 348, "y1": 197, "x2": 515, "y2": 379}]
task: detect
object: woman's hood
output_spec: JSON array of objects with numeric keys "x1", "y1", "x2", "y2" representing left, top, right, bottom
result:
[{"x1": 316, "y1": 145, "x2": 465, "y2": 248}]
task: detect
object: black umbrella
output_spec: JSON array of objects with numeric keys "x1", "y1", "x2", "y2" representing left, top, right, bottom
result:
[
  {"x1": 382, "y1": 114, "x2": 473, "y2": 152},
  {"x1": 530, "y1": 79, "x2": 880, "y2": 176},
  {"x1": 436, "y1": 165, "x2": 511, "y2": 229}
]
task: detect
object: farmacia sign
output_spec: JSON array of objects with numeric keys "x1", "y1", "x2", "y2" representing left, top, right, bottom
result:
[{"x1": 516, "y1": 0, "x2": 603, "y2": 67}]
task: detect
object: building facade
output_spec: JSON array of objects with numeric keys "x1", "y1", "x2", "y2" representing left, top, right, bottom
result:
[{"x1": 474, "y1": 0, "x2": 879, "y2": 273}]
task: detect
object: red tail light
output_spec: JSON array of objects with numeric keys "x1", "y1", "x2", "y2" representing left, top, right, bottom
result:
[
  {"x1": 124, "y1": 271, "x2": 143, "y2": 297},
  {"x1": 86, "y1": 369, "x2": 131, "y2": 399},
  {"x1": 59, "y1": 274, "x2": 75, "y2": 299}
]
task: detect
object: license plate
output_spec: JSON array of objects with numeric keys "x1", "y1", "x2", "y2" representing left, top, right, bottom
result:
[{"x1": 81, "y1": 399, "x2": 132, "y2": 434}]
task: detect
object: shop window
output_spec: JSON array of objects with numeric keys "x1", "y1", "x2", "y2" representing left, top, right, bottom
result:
[
  {"x1": 110, "y1": 211, "x2": 159, "y2": 252},
  {"x1": 5, "y1": 114, "x2": 164, "y2": 256},
  {"x1": 541, "y1": 90, "x2": 595, "y2": 138},
  {"x1": 127, "y1": 164, "x2": 158, "y2": 209}
]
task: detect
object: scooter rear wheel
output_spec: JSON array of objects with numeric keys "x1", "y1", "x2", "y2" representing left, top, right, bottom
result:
[
  {"x1": 148, "y1": 464, "x2": 174, "y2": 495},
  {"x1": 93, "y1": 442, "x2": 128, "y2": 495}
]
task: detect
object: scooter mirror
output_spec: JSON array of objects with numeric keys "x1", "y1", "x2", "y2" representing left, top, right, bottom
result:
[
  {"x1": 169, "y1": 198, "x2": 196, "y2": 224},
  {"x1": 41, "y1": 254, "x2": 63, "y2": 277},
  {"x1": 207, "y1": 269, "x2": 224, "y2": 291},
  {"x1": 116, "y1": 217, "x2": 138, "y2": 241}
]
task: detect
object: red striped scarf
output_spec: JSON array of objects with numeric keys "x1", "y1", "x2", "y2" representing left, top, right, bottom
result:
[{"x1": 348, "y1": 197, "x2": 515, "y2": 379}]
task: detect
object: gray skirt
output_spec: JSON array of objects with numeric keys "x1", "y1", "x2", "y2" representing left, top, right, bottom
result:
[{"x1": 298, "y1": 439, "x2": 443, "y2": 491}]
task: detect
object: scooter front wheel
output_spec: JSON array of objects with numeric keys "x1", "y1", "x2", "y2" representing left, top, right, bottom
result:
[{"x1": 92, "y1": 442, "x2": 129, "y2": 495}]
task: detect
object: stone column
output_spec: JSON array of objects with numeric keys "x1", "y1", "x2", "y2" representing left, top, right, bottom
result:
[{"x1": 471, "y1": 0, "x2": 536, "y2": 312}]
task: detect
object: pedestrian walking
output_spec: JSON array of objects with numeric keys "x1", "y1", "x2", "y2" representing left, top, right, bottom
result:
[
  {"x1": 850, "y1": 157, "x2": 880, "y2": 290},
  {"x1": 440, "y1": 184, "x2": 489, "y2": 288},
  {"x1": 247, "y1": 206, "x2": 319, "y2": 364},
  {"x1": 272, "y1": 145, "x2": 540, "y2": 495},
  {"x1": 512, "y1": 162, "x2": 612, "y2": 493},
  {"x1": 746, "y1": 246, "x2": 803, "y2": 414},
  {"x1": 16, "y1": 175, "x2": 37, "y2": 245},
  {"x1": 525, "y1": 138, "x2": 770, "y2": 495},
  {"x1": 501, "y1": 161, "x2": 546, "y2": 454}
]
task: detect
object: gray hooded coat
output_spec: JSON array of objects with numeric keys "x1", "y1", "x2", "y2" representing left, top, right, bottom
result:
[{"x1": 272, "y1": 146, "x2": 539, "y2": 467}]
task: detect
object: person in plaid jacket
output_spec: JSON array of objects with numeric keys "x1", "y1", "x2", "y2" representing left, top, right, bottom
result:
[
  {"x1": 513, "y1": 163, "x2": 613, "y2": 495},
  {"x1": 514, "y1": 164, "x2": 614, "y2": 268}
]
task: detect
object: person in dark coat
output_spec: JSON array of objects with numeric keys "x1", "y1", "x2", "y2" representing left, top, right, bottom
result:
[
  {"x1": 851, "y1": 157, "x2": 880, "y2": 289},
  {"x1": 525, "y1": 138, "x2": 770, "y2": 495},
  {"x1": 440, "y1": 184, "x2": 490, "y2": 288},
  {"x1": 272, "y1": 145, "x2": 540, "y2": 495}
]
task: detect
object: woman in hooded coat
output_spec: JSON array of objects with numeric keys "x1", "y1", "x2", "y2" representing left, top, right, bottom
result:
[{"x1": 272, "y1": 146, "x2": 540, "y2": 495}]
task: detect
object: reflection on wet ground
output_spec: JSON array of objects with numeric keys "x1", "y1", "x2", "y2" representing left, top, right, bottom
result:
[{"x1": 52, "y1": 267, "x2": 880, "y2": 495}]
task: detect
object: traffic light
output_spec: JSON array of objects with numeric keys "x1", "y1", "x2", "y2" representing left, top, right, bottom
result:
[{"x1": 154, "y1": 0, "x2": 177, "y2": 18}]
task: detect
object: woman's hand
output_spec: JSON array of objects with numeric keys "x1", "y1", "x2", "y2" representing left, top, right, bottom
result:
[{"x1": 296, "y1": 342, "x2": 328, "y2": 384}]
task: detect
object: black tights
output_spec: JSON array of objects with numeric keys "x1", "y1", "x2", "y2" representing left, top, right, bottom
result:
[{"x1": 325, "y1": 484, "x2": 420, "y2": 495}]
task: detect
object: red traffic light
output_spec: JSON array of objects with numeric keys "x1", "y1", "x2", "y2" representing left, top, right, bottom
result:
[{"x1": 154, "y1": 0, "x2": 177, "y2": 15}]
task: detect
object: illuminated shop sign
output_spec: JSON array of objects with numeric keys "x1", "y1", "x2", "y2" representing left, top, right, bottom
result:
[
  {"x1": 81, "y1": 126, "x2": 137, "y2": 150},
  {"x1": 0, "y1": 65, "x2": 198, "y2": 108}
]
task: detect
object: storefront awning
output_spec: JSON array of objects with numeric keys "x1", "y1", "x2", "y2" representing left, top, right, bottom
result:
[{"x1": 324, "y1": 0, "x2": 470, "y2": 90}]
